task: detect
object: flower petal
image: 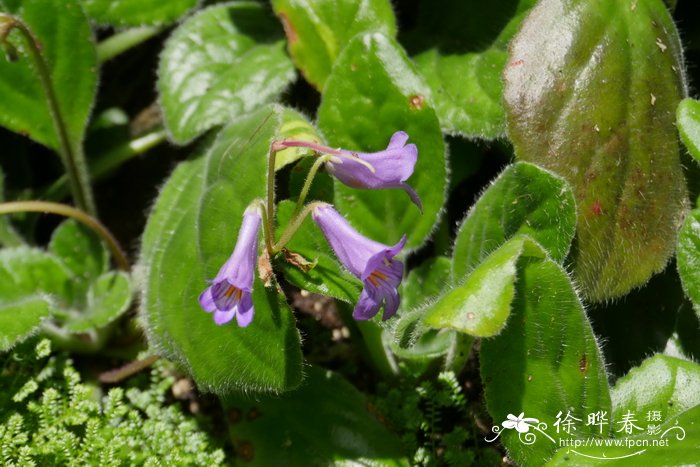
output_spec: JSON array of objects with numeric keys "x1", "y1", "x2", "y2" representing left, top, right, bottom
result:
[
  {"x1": 502, "y1": 420, "x2": 517, "y2": 429},
  {"x1": 214, "y1": 307, "x2": 236, "y2": 325},
  {"x1": 353, "y1": 288, "x2": 382, "y2": 320},
  {"x1": 235, "y1": 292, "x2": 255, "y2": 328},
  {"x1": 381, "y1": 287, "x2": 400, "y2": 321},
  {"x1": 387, "y1": 131, "x2": 410, "y2": 149},
  {"x1": 515, "y1": 422, "x2": 530, "y2": 433},
  {"x1": 199, "y1": 287, "x2": 217, "y2": 313}
]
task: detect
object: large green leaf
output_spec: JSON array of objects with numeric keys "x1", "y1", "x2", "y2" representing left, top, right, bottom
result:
[
  {"x1": 425, "y1": 236, "x2": 546, "y2": 337},
  {"x1": 0, "y1": 247, "x2": 73, "y2": 351},
  {"x1": 222, "y1": 366, "x2": 406, "y2": 465},
  {"x1": 481, "y1": 254, "x2": 610, "y2": 466},
  {"x1": 504, "y1": 0, "x2": 688, "y2": 301},
  {"x1": 452, "y1": 162, "x2": 576, "y2": 282},
  {"x1": 0, "y1": 0, "x2": 97, "y2": 151},
  {"x1": 275, "y1": 200, "x2": 360, "y2": 303},
  {"x1": 157, "y1": 2, "x2": 296, "y2": 144},
  {"x1": 611, "y1": 355, "x2": 700, "y2": 422},
  {"x1": 140, "y1": 106, "x2": 303, "y2": 394},
  {"x1": 317, "y1": 32, "x2": 447, "y2": 251},
  {"x1": 271, "y1": 0, "x2": 396, "y2": 89},
  {"x1": 677, "y1": 98, "x2": 700, "y2": 163},
  {"x1": 273, "y1": 108, "x2": 324, "y2": 171},
  {"x1": 547, "y1": 405, "x2": 700, "y2": 466},
  {"x1": 80, "y1": 0, "x2": 198, "y2": 26},
  {"x1": 676, "y1": 208, "x2": 700, "y2": 319}
]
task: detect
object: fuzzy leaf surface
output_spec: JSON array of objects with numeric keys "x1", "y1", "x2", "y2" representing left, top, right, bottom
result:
[
  {"x1": 271, "y1": 0, "x2": 396, "y2": 89},
  {"x1": 677, "y1": 98, "x2": 700, "y2": 163},
  {"x1": 677, "y1": 208, "x2": 700, "y2": 319},
  {"x1": 481, "y1": 254, "x2": 611, "y2": 465},
  {"x1": 0, "y1": 0, "x2": 97, "y2": 150},
  {"x1": 80, "y1": 0, "x2": 198, "y2": 26},
  {"x1": 504, "y1": 0, "x2": 688, "y2": 301},
  {"x1": 158, "y1": 2, "x2": 295, "y2": 144},
  {"x1": 452, "y1": 162, "x2": 576, "y2": 282}
]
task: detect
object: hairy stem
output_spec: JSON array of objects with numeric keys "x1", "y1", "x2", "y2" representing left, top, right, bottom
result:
[
  {"x1": 273, "y1": 202, "x2": 322, "y2": 253},
  {"x1": 97, "y1": 26, "x2": 163, "y2": 63},
  {"x1": 293, "y1": 155, "x2": 330, "y2": 217},
  {"x1": 0, "y1": 14, "x2": 96, "y2": 214},
  {"x1": 0, "y1": 201, "x2": 129, "y2": 271},
  {"x1": 264, "y1": 146, "x2": 278, "y2": 255}
]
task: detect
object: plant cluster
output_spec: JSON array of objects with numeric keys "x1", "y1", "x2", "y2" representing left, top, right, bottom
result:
[{"x1": 0, "y1": 0, "x2": 699, "y2": 466}]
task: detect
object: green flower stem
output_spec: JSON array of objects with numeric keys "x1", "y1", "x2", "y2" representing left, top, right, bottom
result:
[
  {"x1": 44, "y1": 129, "x2": 168, "y2": 200},
  {"x1": 293, "y1": 155, "x2": 331, "y2": 216},
  {"x1": 444, "y1": 334, "x2": 474, "y2": 374},
  {"x1": 273, "y1": 202, "x2": 322, "y2": 253},
  {"x1": 265, "y1": 145, "x2": 278, "y2": 255},
  {"x1": 0, "y1": 201, "x2": 129, "y2": 271},
  {"x1": 97, "y1": 26, "x2": 164, "y2": 63},
  {"x1": 0, "y1": 14, "x2": 96, "y2": 215}
]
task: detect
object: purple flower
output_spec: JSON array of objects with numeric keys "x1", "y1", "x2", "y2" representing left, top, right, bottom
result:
[
  {"x1": 312, "y1": 203, "x2": 406, "y2": 321},
  {"x1": 199, "y1": 205, "x2": 261, "y2": 327},
  {"x1": 327, "y1": 131, "x2": 422, "y2": 211}
]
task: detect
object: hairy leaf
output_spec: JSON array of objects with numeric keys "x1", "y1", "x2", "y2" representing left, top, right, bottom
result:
[
  {"x1": 81, "y1": 0, "x2": 198, "y2": 26},
  {"x1": 504, "y1": 0, "x2": 689, "y2": 301},
  {"x1": 481, "y1": 254, "x2": 611, "y2": 465},
  {"x1": 271, "y1": 0, "x2": 396, "y2": 89},
  {"x1": 677, "y1": 98, "x2": 700, "y2": 163},
  {"x1": 158, "y1": 2, "x2": 295, "y2": 144},
  {"x1": 0, "y1": 0, "x2": 97, "y2": 151},
  {"x1": 452, "y1": 162, "x2": 576, "y2": 282}
]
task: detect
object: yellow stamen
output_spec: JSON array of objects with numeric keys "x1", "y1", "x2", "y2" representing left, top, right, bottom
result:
[
  {"x1": 368, "y1": 270, "x2": 388, "y2": 286},
  {"x1": 224, "y1": 285, "x2": 243, "y2": 300}
]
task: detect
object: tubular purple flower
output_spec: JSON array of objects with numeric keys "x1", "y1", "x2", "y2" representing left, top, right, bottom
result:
[
  {"x1": 327, "y1": 131, "x2": 422, "y2": 211},
  {"x1": 199, "y1": 205, "x2": 261, "y2": 327},
  {"x1": 312, "y1": 203, "x2": 406, "y2": 321}
]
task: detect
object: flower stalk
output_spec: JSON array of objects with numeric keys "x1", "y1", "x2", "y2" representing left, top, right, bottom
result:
[{"x1": 0, "y1": 200, "x2": 129, "y2": 270}]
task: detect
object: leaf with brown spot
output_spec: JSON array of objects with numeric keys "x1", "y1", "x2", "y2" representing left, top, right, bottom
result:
[{"x1": 505, "y1": 0, "x2": 689, "y2": 301}]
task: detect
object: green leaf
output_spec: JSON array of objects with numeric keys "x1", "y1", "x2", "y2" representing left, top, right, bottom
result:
[
  {"x1": 140, "y1": 106, "x2": 303, "y2": 394},
  {"x1": 274, "y1": 108, "x2": 323, "y2": 171},
  {"x1": 80, "y1": 0, "x2": 198, "y2": 26},
  {"x1": 676, "y1": 209, "x2": 700, "y2": 319},
  {"x1": 547, "y1": 405, "x2": 700, "y2": 466},
  {"x1": 481, "y1": 253, "x2": 611, "y2": 465},
  {"x1": 677, "y1": 98, "x2": 700, "y2": 163},
  {"x1": 157, "y1": 2, "x2": 296, "y2": 144},
  {"x1": 65, "y1": 271, "x2": 132, "y2": 332},
  {"x1": 611, "y1": 355, "x2": 700, "y2": 422},
  {"x1": 271, "y1": 0, "x2": 396, "y2": 90},
  {"x1": 222, "y1": 366, "x2": 407, "y2": 465},
  {"x1": 0, "y1": 247, "x2": 74, "y2": 350},
  {"x1": 317, "y1": 32, "x2": 447, "y2": 251},
  {"x1": 49, "y1": 219, "x2": 108, "y2": 283},
  {"x1": 275, "y1": 200, "x2": 360, "y2": 303},
  {"x1": 405, "y1": 0, "x2": 536, "y2": 138},
  {"x1": 425, "y1": 236, "x2": 546, "y2": 337},
  {"x1": 413, "y1": 48, "x2": 507, "y2": 139},
  {"x1": 0, "y1": 0, "x2": 97, "y2": 151},
  {"x1": 452, "y1": 162, "x2": 576, "y2": 282},
  {"x1": 504, "y1": 0, "x2": 689, "y2": 301},
  {"x1": 0, "y1": 298, "x2": 51, "y2": 351}
]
